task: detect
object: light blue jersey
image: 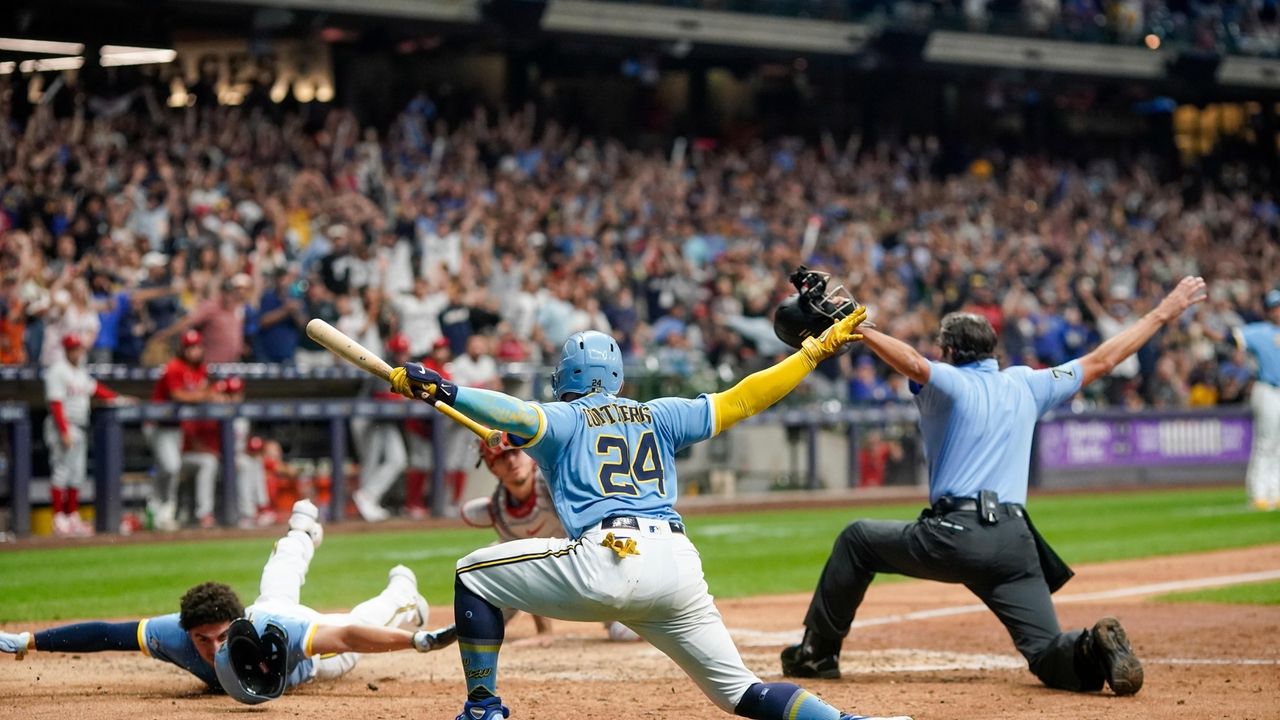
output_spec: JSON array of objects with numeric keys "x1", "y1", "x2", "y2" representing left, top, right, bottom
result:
[
  {"x1": 1240, "y1": 322, "x2": 1280, "y2": 387},
  {"x1": 140, "y1": 610, "x2": 317, "y2": 690},
  {"x1": 140, "y1": 613, "x2": 220, "y2": 687},
  {"x1": 515, "y1": 391, "x2": 715, "y2": 537},
  {"x1": 244, "y1": 608, "x2": 318, "y2": 688},
  {"x1": 912, "y1": 358, "x2": 1083, "y2": 505}
]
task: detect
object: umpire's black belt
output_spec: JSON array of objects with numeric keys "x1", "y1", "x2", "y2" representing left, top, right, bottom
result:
[
  {"x1": 931, "y1": 496, "x2": 1024, "y2": 517},
  {"x1": 600, "y1": 516, "x2": 686, "y2": 535}
]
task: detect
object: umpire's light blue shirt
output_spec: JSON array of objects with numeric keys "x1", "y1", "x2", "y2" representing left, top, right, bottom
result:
[
  {"x1": 1239, "y1": 322, "x2": 1280, "y2": 387},
  {"x1": 911, "y1": 358, "x2": 1083, "y2": 505}
]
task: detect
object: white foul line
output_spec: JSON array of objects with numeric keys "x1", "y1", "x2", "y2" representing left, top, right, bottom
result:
[
  {"x1": 732, "y1": 567, "x2": 1280, "y2": 645},
  {"x1": 855, "y1": 567, "x2": 1280, "y2": 629}
]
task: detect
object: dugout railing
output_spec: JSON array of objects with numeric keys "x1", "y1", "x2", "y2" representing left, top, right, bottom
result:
[
  {"x1": 4, "y1": 399, "x2": 451, "y2": 537},
  {"x1": 1, "y1": 399, "x2": 1255, "y2": 538},
  {"x1": 0, "y1": 403, "x2": 34, "y2": 538}
]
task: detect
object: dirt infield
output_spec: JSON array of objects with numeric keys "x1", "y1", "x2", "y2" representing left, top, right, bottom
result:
[{"x1": 3, "y1": 544, "x2": 1278, "y2": 720}]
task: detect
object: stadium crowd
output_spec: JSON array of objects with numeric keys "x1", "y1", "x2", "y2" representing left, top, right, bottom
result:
[
  {"x1": 1, "y1": 87, "x2": 1276, "y2": 417},
  {"x1": 638, "y1": 0, "x2": 1280, "y2": 57}
]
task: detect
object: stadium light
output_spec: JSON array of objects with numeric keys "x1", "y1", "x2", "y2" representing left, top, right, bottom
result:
[
  {"x1": 14, "y1": 56, "x2": 85, "y2": 73},
  {"x1": 0, "y1": 38, "x2": 84, "y2": 55},
  {"x1": 0, "y1": 62, "x2": 14, "y2": 75},
  {"x1": 100, "y1": 46, "x2": 178, "y2": 67}
]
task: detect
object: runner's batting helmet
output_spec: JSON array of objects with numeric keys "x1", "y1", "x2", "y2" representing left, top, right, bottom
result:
[
  {"x1": 214, "y1": 618, "x2": 289, "y2": 705},
  {"x1": 551, "y1": 330, "x2": 623, "y2": 400}
]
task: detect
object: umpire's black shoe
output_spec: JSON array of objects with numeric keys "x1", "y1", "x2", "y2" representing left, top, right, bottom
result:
[
  {"x1": 781, "y1": 631, "x2": 842, "y2": 679},
  {"x1": 1088, "y1": 617, "x2": 1143, "y2": 696}
]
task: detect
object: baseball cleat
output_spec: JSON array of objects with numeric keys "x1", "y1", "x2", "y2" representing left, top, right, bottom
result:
[
  {"x1": 840, "y1": 715, "x2": 913, "y2": 720},
  {"x1": 781, "y1": 642, "x2": 841, "y2": 680},
  {"x1": 456, "y1": 695, "x2": 510, "y2": 720},
  {"x1": 289, "y1": 499, "x2": 324, "y2": 547},
  {"x1": 388, "y1": 565, "x2": 429, "y2": 627},
  {"x1": 352, "y1": 489, "x2": 390, "y2": 522},
  {"x1": 52, "y1": 512, "x2": 74, "y2": 537},
  {"x1": 0, "y1": 630, "x2": 31, "y2": 660},
  {"x1": 1089, "y1": 617, "x2": 1143, "y2": 696}
]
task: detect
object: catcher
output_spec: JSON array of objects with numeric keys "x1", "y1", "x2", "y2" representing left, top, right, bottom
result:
[
  {"x1": 0, "y1": 501, "x2": 455, "y2": 703},
  {"x1": 462, "y1": 433, "x2": 641, "y2": 643}
]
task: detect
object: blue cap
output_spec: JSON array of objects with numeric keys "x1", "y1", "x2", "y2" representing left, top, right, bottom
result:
[{"x1": 1266, "y1": 289, "x2": 1280, "y2": 310}]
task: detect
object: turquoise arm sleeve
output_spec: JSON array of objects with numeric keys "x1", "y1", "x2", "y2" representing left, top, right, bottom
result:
[{"x1": 453, "y1": 387, "x2": 543, "y2": 439}]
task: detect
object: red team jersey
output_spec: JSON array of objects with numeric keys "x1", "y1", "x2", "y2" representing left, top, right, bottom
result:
[{"x1": 153, "y1": 358, "x2": 208, "y2": 402}]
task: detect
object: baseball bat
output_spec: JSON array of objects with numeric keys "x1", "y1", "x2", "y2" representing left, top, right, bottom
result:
[{"x1": 305, "y1": 319, "x2": 502, "y2": 448}]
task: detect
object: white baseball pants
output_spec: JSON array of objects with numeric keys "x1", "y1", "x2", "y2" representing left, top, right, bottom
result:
[
  {"x1": 180, "y1": 452, "x2": 219, "y2": 520},
  {"x1": 44, "y1": 420, "x2": 88, "y2": 491},
  {"x1": 1248, "y1": 382, "x2": 1280, "y2": 504},
  {"x1": 358, "y1": 422, "x2": 407, "y2": 503},
  {"x1": 249, "y1": 529, "x2": 424, "y2": 682},
  {"x1": 144, "y1": 425, "x2": 183, "y2": 504},
  {"x1": 237, "y1": 454, "x2": 269, "y2": 521},
  {"x1": 457, "y1": 521, "x2": 759, "y2": 712}
]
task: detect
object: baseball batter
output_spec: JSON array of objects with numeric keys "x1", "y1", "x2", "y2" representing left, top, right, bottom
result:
[
  {"x1": 0, "y1": 500, "x2": 455, "y2": 700},
  {"x1": 390, "y1": 319, "x2": 911, "y2": 720},
  {"x1": 43, "y1": 333, "x2": 127, "y2": 536},
  {"x1": 780, "y1": 275, "x2": 1207, "y2": 697},
  {"x1": 1234, "y1": 288, "x2": 1280, "y2": 511},
  {"x1": 148, "y1": 329, "x2": 215, "y2": 530},
  {"x1": 462, "y1": 433, "x2": 641, "y2": 643}
]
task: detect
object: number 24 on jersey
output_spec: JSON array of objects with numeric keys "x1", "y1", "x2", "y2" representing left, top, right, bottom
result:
[{"x1": 594, "y1": 431, "x2": 666, "y2": 497}]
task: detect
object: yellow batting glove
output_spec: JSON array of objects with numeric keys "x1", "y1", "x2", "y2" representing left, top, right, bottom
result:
[
  {"x1": 388, "y1": 366, "x2": 414, "y2": 399},
  {"x1": 800, "y1": 305, "x2": 869, "y2": 365},
  {"x1": 388, "y1": 365, "x2": 441, "y2": 401}
]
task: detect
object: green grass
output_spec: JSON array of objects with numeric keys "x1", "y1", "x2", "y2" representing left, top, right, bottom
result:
[
  {"x1": 1158, "y1": 579, "x2": 1280, "y2": 606},
  {"x1": 1, "y1": 487, "x2": 1276, "y2": 622}
]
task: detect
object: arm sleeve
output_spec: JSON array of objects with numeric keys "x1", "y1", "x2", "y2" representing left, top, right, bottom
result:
[
  {"x1": 50, "y1": 401, "x2": 70, "y2": 436},
  {"x1": 33, "y1": 621, "x2": 143, "y2": 653},
  {"x1": 452, "y1": 387, "x2": 543, "y2": 438},
  {"x1": 708, "y1": 350, "x2": 814, "y2": 435},
  {"x1": 92, "y1": 383, "x2": 117, "y2": 400},
  {"x1": 649, "y1": 396, "x2": 716, "y2": 452},
  {"x1": 1021, "y1": 359, "x2": 1085, "y2": 416}
]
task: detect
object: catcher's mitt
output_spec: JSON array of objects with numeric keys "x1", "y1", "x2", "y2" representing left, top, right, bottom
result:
[{"x1": 773, "y1": 266, "x2": 866, "y2": 351}]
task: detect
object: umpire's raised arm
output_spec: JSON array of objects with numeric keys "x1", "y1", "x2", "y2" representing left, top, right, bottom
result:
[{"x1": 1075, "y1": 275, "x2": 1207, "y2": 386}]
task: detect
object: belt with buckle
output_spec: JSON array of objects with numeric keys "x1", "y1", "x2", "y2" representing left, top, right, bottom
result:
[
  {"x1": 600, "y1": 516, "x2": 686, "y2": 535},
  {"x1": 931, "y1": 496, "x2": 1024, "y2": 516}
]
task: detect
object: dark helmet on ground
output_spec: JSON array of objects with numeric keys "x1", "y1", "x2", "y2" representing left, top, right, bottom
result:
[
  {"x1": 214, "y1": 618, "x2": 289, "y2": 705},
  {"x1": 773, "y1": 266, "x2": 860, "y2": 351}
]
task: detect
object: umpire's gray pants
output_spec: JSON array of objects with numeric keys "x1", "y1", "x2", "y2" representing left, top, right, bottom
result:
[{"x1": 802, "y1": 505, "x2": 1096, "y2": 691}]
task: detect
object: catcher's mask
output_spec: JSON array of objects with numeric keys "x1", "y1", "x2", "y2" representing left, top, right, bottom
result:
[
  {"x1": 773, "y1": 266, "x2": 859, "y2": 351},
  {"x1": 214, "y1": 618, "x2": 289, "y2": 705}
]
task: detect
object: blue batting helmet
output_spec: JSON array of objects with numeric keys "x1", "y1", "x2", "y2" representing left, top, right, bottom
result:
[
  {"x1": 551, "y1": 330, "x2": 623, "y2": 400},
  {"x1": 214, "y1": 618, "x2": 289, "y2": 705}
]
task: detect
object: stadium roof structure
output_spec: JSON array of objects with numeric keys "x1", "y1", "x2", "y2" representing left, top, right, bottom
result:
[{"x1": 3, "y1": 0, "x2": 1278, "y2": 89}]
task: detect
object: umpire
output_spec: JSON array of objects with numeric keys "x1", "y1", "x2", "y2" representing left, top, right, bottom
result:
[{"x1": 781, "y1": 275, "x2": 1208, "y2": 696}]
